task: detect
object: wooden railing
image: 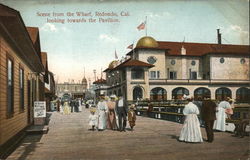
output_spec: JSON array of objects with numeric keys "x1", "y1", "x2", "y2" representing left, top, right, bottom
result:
[{"x1": 129, "y1": 100, "x2": 250, "y2": 124}]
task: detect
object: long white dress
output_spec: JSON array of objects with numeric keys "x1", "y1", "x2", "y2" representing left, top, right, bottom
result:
[
  {"x1": 97, "y1": 100, "x2": 108, "y2": 130},
  {"x1": 213, "y1": 101, "x2": 231, "y2": 131},
  {"x1": 78, "y1": 100, "x2": 82, "y2": 112},
  {"x1": 179, "y1": 102, "x2": 203, "y2": 143}
]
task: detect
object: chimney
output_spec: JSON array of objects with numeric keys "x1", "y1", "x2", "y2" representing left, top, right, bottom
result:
[
  {"x1": 181, "y1": 45, "x2": 186, "y2": 55},
  {"x1": 217, "y1": 29, "x2": 222, "y2": 44}
]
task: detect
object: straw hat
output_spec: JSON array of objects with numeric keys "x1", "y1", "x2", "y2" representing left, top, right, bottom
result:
[
  {"x1": 110, "y1": 95, "x2": 116, "y2": 99},
  {"x1": 90, "y1": 107, "x2": 96, "y2": 113},
  {"x1": 130, "y1": 104, "x2": 136, "y2": 109},
  {"x1": 226, "y1": 97, "x2": 234, "y2": 102}
]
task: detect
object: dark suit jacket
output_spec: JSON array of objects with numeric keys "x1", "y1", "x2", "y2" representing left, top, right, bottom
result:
[
  {"x1": 115, "y1": 99, "x2": 128, "y2": 114},
  {"x1": 201, "y1": 100, "x2": 217, "y2": 121}
]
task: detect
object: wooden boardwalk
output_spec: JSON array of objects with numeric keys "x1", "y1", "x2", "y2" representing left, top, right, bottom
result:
[{"x1": 6, "y1": 108, "x2": 249, "y2": 160}]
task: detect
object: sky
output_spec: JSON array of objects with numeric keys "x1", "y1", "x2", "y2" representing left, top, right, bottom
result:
[{"x1": 1, "y1": 0, "x2": 249, "y2": 84}]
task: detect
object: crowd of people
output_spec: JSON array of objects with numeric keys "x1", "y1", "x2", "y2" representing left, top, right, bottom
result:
[
  {"x1": 53, "y1": 93, "x2": 246, "y2": 141},
  {"x1": 179, "y1": 95, "x2": 234, "y2": 143},
  {"x1": 58, "y1": 98, "x2": 83, "y2": 115},
  {"x1": 88, "y1": 94, "x2": 136, "y2": 132}
]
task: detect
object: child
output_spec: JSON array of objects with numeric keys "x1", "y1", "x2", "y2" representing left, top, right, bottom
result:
[
  {"x1": 128, "y1": 104, "x2": 136, "y2": 131},
  {"x1": 88, "y1": 107, "x2": 98, "y2": 131}
]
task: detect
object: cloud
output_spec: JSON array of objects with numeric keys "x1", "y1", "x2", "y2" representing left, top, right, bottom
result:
[
  {"x1": 41, "y1": 23, "x2": 58, "y2": 32},
  {"x1": 229, "y1": 25, "x2": 249, "y2": 44},
  {"x1": 146, "y1": 11, "x2": 171, "y2": 19},
  {"x1": 99, "y1": 34, "x2": 119, "y2": 43}
]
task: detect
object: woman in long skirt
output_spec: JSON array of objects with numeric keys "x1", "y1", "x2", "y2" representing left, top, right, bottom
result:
[
  {"x1": 213, "y1": 98, "x2": 231, "y2": 131},
  {"x1": 97, "y1": 94, "x2": 108, "y2": 131},
  {"x1": 107, "y1": 95, "x2": 117, "y2": 130},
  {"x1": 179, "y1": 96, "x2": 203, "y2": 143}
]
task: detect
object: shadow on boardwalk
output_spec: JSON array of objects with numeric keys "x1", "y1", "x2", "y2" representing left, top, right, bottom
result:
[{"x1": 6, "y1": 109, "x2": 250, "y2": 160}]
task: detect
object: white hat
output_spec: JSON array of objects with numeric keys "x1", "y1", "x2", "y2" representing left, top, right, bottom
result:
[{"x1": 110, "y1": 95, "x2": 116, "y2": 99}]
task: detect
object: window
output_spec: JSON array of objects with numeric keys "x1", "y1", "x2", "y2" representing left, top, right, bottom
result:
[
  {"x1": 220, "y1": 57, "x2": 225, "y2": 63},
  {"x1": 191, "y1": 60, "x2": 196, "y2": 66},
  {"x1": 7, "y1": 57, "x2": 14, "y2": 116},
  {"x1": 171, "y1": 59, "x2": 175, "y2": 65},
  {"x1": 147, "y1": 56, "x2": 157, "y2": 64},
  {"x1": 190, "y1": 71, "x2": 197, "y2": 80},
  {"x1": 131, "y1": 68, "x2": 144, "y2": 79},
  {"x1": 169, "y1": 71, "x2": 177, "y2": 79},
  {"x1": 19, "y1": 67, "x2": 24, "y2": 111},
  {"x1": 150, "y1": 71, "x2": 160, "y2": 79},
  {"x1": 240, "y1": 58, "x2": 246, "y2": 64}
]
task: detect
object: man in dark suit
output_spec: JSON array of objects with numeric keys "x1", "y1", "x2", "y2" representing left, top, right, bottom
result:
[
  {"x1": 115, "y1": 96, "x2": 128, "y2": 132},
  {"x1": 201, "y1": 96, "x2": 217, "y2": 142}
]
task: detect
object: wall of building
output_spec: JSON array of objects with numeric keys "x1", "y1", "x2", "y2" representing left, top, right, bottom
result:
[
  {"x1": 138, "y1": 49, "x2": 166, "y2": 79},
  {"x1": 0, "y1": 36, "x2": 31, "y2": 146},
  {"x1": 210, "y1": 55, "x2": 249, "y2": 80},
  {"x1": 166, "y1": 56, "x2": 202, "y2": 79}
]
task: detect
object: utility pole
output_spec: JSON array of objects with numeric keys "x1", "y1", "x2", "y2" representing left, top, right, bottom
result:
[{"x1": 93, "y1": 69, "x2": 96, "y2": 81}]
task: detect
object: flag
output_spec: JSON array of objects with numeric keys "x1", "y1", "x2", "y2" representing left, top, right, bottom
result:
[
  {"x1": 115, "y1": 50, "x2": 118, "y2": 59},
  {"x1": 137, "y1": 21, "x2": 146, "y2": 31},
  {"x1": 127, "y1": 44, "x2": 133, "y2": 49}
]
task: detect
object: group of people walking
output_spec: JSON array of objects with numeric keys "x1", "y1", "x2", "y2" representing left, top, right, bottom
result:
[
  {"x1": 88, "y1": 94, "x2": 136, "y2": 132},
  {"x1": 60, "y1": 99, "x2": 83, "y2": 115},
  {"x1": 179, "y1": 96, "x2": 234, "y2": 143}
]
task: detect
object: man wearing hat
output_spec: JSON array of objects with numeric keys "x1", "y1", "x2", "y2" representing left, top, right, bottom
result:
[
  {"x1": 115, "y1": 96, "x2": 128, "y2": 132},
  {"x1": 96, "y1": 94, "x2": 108, "y2": 131},
  {"x1": 201, "y1": 95, "x2": 217, "y2": 142}
]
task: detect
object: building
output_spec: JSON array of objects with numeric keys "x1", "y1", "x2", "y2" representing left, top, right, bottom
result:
[
  {"x1": 104, "y1": 34, "x2": 250, "y2": 102},
  {"x1": 56, "y1": 77, "x2": 87, "y2": 99},
  {"x1": 41, "y1": 52, "x2": 56, "y2": 111},
  {"x1": 0, "y1": 4, "x2": 46, "y2": 157},
  {"x1": 93, "y1": 78, "x2": 108, "y2": 97}
]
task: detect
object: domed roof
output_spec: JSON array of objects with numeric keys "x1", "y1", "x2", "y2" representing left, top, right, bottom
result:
[
  {"x1": 81, "y1": 77, "x2": 87, "y2": 84},
  {"x1": 108, "y1": 60, "x2": 119, "y2": 69},
  {"x1": 136, "y1": 36, "x2": 159, "y2": 48}
]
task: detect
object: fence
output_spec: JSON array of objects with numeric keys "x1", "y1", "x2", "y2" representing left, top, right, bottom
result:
[{"x1": 129, "y1": 100, "x2": 250, "y2": 124}]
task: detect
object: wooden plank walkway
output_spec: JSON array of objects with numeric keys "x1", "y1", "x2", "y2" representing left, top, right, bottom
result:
[{"x1": 6, "y1": 108, "x2": 250, "y2": 160}]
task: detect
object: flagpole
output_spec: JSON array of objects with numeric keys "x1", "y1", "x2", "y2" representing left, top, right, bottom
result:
[{"x1": 145, "y1": 16, "x2": 147, "y2": 36}]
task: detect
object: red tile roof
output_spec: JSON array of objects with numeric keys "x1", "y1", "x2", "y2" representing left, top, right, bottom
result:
[
  {"x1": 93, "y1": 78, "x2": 106, "y2": 84},
  {"x1": 115, "y1": 58, "x2": 154, "y2": 69},
  {"x1": 157, "y1": 41, "x2": 249, "y2": 56},
  {"x1": 128, "y1": 41, "x2": 249, "y2": 56}
]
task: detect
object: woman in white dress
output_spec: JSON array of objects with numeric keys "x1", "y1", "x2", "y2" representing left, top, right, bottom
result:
[
  {"x1": 179, "y1": 96, "x2": 203, "y2": 143},
  {"x1": 63, "y1": 101, "x2": 71, "y2": 115},
  {"x1": 97, "y1": 94, "x2": 108, "y2": 131},
  {"x1": 213, "y1": 98, "x2": 231, "y2": 131}
]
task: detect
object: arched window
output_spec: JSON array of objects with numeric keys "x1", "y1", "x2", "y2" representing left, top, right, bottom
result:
[
  {"x1": 172, "y1": 87, "x2": 189, "y2": 100},
  {"x1": 194, "y1": 87, "x2": 211, "y2": 100},
  {"x1": 150, "y1": 87, "x2": 167, "y2": 101},
  {"x1": 236, "y1": 87, "x2": 250, "y2": 103},
  {"x1": 133, "y1": 87, "x2": 143, "y2": 100},
  {"x1": 118, "y1": 89, "x2": 122, "y2": 97},
  {"x1": 215, "y1": 87, "x2": 232, "y2": 101},
  {"x1": 131, "y1": 68, "x2": 144, "y2": 79}
]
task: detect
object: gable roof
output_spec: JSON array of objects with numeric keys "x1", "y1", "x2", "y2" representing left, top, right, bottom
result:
[
  {"x1": 0, "y1": 4, "x2": 44, "y2": 72},
  {"x1": 114, "y1": 58, "x2": 154, "y2": 70}
]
